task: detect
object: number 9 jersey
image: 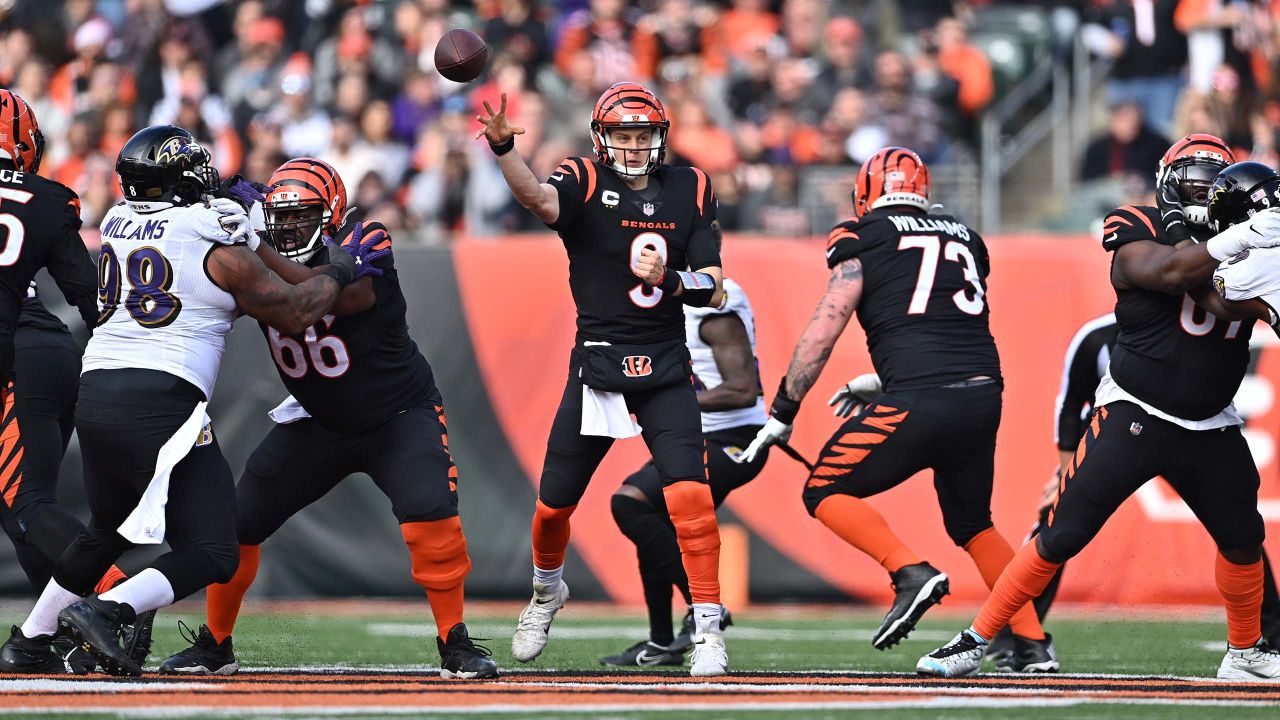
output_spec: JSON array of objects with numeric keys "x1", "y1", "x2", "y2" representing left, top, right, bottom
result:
[
  {"x1": 825, "y1": 206, "x2": 1000, "y2": 392},
  {"x1": 82, "y1": 201, "x2": 240, "y2": 400}
]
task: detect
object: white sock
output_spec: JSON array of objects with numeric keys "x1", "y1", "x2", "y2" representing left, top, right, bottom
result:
[
  {"x1": 533, "y1": 565, "x2": 563, "y2": 589},
  {"x1": 692, "y1": 603, "x2": 722, "y2": 636},
  {"x1": 98, "y1": 568, "x2": 175, "y2": 614},
  {"x1": 20, "y1": 579, "x2": 82, "y2": 639}
]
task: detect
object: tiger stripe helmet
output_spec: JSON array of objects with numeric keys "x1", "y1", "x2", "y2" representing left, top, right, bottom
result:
[
  {"x1": 852, "y1": 147, "x2": 930, "y2": 217},
  {"x1": 590, "y1": 82, "x2": 670, "y2": 177},
  {"x1": 0, "y1": 89, "x2": 45, "y2": 174},
  {"x1": 263, "y1": 157, "x2": 348, "y2": 264},
  {"x1": 1157, "y1": 134, "x2": 1234, "y2": 227}
]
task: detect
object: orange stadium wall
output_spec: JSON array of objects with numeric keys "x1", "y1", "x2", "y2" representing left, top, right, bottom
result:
[{"x1": 452, "y1": 233, "x2": 1280, "y2": 608}]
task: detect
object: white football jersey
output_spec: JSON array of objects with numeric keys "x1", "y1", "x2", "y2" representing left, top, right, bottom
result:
[
  {"x1": 1214, "y1": 248, "x2": 1280, "y2": 322},
  {"x1": 81, "y1": 202, "x2": 241, "y2": 398},
  {"x1": 685, "y1": 277, "x2": 768, "y2": 433}
]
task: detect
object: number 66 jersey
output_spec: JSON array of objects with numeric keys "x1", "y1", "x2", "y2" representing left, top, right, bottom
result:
[{"x1": 825, "y1": 206, "x2": 1000, "y2": 392}]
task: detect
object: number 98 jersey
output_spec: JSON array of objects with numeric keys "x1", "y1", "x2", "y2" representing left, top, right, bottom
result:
[
  {"x1": 82, "y1": 201, "x2": 240, "y2": 399},
  {"x1": 546, "y1": 157, "x2": 720, "y2": 343},
  {"x1": 825, "y1": 207, "x2": 1001, "y2": 392}
]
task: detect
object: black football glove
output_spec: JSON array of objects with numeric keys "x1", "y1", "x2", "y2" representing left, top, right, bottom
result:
[{"x1": 1155, "y1": 171, "x2": 1191, "y2": 244}]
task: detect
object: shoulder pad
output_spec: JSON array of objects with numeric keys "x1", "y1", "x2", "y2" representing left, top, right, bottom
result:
[
  {"x1": 548, "y1": 157, "x2": 598, "y2": 203},
  {"x1": 1102, "y1": 205, "x2": 1163, "y2": 251},
  {"x1": 825, "y1": 218, "x2": 874, "y2": 269}
]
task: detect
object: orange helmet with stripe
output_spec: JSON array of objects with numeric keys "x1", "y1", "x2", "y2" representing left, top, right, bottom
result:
[
  {"x1": 263, "y1": 157, "x2": 348, "y2": 263},
  {"x1": 1157, "y1": 133, "x2": 1233, "y2": 227},
  {"x1": 590, "y1": 82, "x2": 670, "y2": 177},
  {"x1": 0, "y1": 89, "x2": 45, "y2": 174},
  {"x1": 852, "y1": 146, "x2": 930, "y2": 217}
]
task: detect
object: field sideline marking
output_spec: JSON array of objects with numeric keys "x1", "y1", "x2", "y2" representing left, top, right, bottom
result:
[{"x1": 366, "y1": 622, "x2": 956, "y2": 642}]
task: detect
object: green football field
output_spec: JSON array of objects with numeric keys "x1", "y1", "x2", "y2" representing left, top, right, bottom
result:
[{"x1": 1, "y1": 600, "x2": 1277, "y2": 719}]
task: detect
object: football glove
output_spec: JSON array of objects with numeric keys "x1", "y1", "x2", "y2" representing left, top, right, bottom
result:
[
  {"x1": 740, "y1": 417, "x2": 792, "y2": 463},
  {"x1": 216, "y1": 173, "x2": 269, "y2": 210},
  {"x1": 1155, "y1": 170, "x2": 1190, "y2": 244},
  {"x1": 209, "y1": 198, "x2": 256, "y2": 248},
  {"x1": 323, "y1": 221, "x2": 390, "y2": 285},
  {"x1": 1208, "y1": 207, "x2": 1280, "y2": 260},
  {"x1": 828, "y1": 373, "x2": 882, "y2": 418}
]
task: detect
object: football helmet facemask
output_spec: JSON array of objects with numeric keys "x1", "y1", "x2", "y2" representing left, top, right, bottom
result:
[
  {"x1": 263, "y1": 157, "x2": 349, "y2": 264},
  {"x1": 116, "y1": 125, "x2": 218, "y2": 212},
  {"x1": 590, "y1": 82, "x2": 670, "y2": 177},
  {"x1": 1206, "y1": 160, "x2": 1280, "y2": 232},
  {"x1": 0, "y1": 89, "x2": 45, "y2": 174},
  {"x1": 1157, "y1": 134, "x2": 1234, "y2": 227}
]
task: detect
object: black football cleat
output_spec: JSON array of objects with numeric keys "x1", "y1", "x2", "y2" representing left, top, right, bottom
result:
[
  {"x1": 0, "y1": 625, "x2": 66, "y2": 674},
  {"x1": 58, "y1": 598, "x2": 143, "y2": 677},
  {"x1": 670, "y1": 606, "x2": 734, "y2": 654},
  {"x1": 1009, "y1": 633, "x2": 1059, "y2": 673},
  {"x1": 121, "y1": 609, "x2": 157, "y2": 667},
  {"x1": 985, "y1": 626, "x2": 1016, "y2": 672},
  {"x1": 51, "y1": 635, "x2": 96, "y2": 674},
  {"x1": 159, "y1": 622, "x2": 239, "y2": 675},
  {"x1": 872, "y1": 562, "x2": 950, "y2": 650},
  {"x1": 437, "y1": 623, "x2": 499, "y2": 679},
  {"x1": 600, "y1": 639, "x2": 685, "y2": 667}
]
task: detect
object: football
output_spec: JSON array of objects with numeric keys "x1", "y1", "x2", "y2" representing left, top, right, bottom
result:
[{"x1": 434, "y1": 28, "x2": 489, "y2": 83}]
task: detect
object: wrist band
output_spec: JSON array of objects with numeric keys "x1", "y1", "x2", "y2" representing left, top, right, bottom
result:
[
  {"x1": 770, "y1": 378, "x2": 802, "y2": 425},
  {"x1": 489, "y1": 137, "x2": 515, "y2": 156},
  {"x1": 322, "y1": 265, "x2": 353, "y2": 287}
]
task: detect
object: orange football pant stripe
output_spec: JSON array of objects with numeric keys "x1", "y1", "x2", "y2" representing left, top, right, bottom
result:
[
  {"x1": 663, "y1": 480, "x2": 721, "y2": 605},
  {"x1": 963, "y1": 528, "x2": 1046, "y2": 640},
  {"x1": 207, "y1": 544, "x2": 261, "y2": 643},
  {"x1": 402, "y1": 517, "x2": 472, "y2": 641},
  {"x1": 814, "y1": 494, "x2": 921, "y2": 573},
  {"x1": 973, "y1": 542, "x2": 1060, "y2": 641},
  {"x1": 1216, "y1": 553, "x2": 1264, "y2": 649},
  {"x1": 531, "y1": 500, "x2": 576, "y2": 571}
]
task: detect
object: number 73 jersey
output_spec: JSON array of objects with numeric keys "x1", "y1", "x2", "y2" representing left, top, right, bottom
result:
[{"x1": 825, "y1": 207, "x2": 1001, "y2": 391}]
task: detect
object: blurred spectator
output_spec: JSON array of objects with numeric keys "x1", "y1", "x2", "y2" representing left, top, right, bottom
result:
[
  {"x1": 634, "y1": 0, "x2": 715, "y2": 81},
  {"x1": 336, "y1": 100, "x2": 412, "y2": 189},
  {"x1": 0, "y1": 29, "x2": 36, "y2": 86},
  {"x1": 669, "y1": 99, "x2": 739, "y2": 174},
  {"x1": 222, "y1": 15, "x2": 287, "y2": 127},
  {"x1": 727, "y1": 35, "x2": 782, "y2": 124},
  {"x1": 1084, "y1": 0, "x2": 1186, "y2": 137},
  {"x1": 391, "y1": 69, "x2": 443, "y2": 145},
  {"x1": 1081, "y1": 101, "x2": 1170, "y2": 189},
  {"x1": 313, "y1": 7, "x2": 404, "y2": 107},
  {"x1": 865, "y1": 51, "x2": 946, "y2": 162},
  {"x1": 50, "y1": 18, "x2": 132, "y2": 117},
  {"x1": 1205, "y1": 64, "x2": 1253, "y2": 151},
  {"x1": 407, "y1": 145, "x2": 513, "y2": 240},
  {"x1": 554, "y1": 0, "x2": 640, "y2": 91},
  {"x1": 214, "y1": 0, "x2": 265, "y2": 88},
  {"x1": 720, "y1": 0, "x2": 780, "y2": 63},
  {"x1": 269, "y1": 56, "x2": 333, "y2": 159},
  {"x1": 781, "y1": 0, "x2": 824, "y2": 60},
  {"x1": 806, "y1": 17, "x2": 870, "y2": 116},
  {"x1": 483, "y1": 0, "x2": 550, "y2": 82},
  {"x1": 543, "y1": 50, "x2": 598, "y2": 148},
  {"x1": 13, "y1": 60, "x2": 70, "y2": 167},
  {"x1": 934, "y1": 17, "x2": 993, "y2": 118}
]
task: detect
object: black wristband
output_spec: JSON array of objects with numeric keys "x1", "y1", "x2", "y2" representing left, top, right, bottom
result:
[
  {"x1": 770, "y1": 377, "x2": 802, "y2": 425},
  {"x1": 489, "y1": 137, "x2": 515, "y2": 156},
  {"x1": 657, "y1": 267, "x2": 681, "y2": 295},
  {"x1": 322, "y1": 264, "x2": 354, "y2": 288}
]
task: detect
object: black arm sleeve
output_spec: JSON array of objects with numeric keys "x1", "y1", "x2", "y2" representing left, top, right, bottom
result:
[
  {"x1": 1054, "y1": 322, "x2": 1114, "y2": 449},
  {"x1": 685, "y1": 169, "x2": 720, "y2": 270},
  {"x1": 47, "y1": 225, "x2": 99, "y2": 333}
]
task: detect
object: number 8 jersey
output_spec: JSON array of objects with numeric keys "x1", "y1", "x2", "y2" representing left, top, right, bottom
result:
[
  {"x1": 83, "y1": 201, "x2": 240, "y2": 399},
  {"x1": 825, "y1": 206, "x2": 1000, "y2": 392}
]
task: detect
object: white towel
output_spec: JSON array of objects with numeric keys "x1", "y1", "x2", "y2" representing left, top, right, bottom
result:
[
  {"x1": 117, "y1": 402, "x2": 210, "y2": 545},
  {"x1": 268, "y1": 395, "x2": 312, "y2": 424},
  {"x1": 581, "y1": 386, "x2": 642, "y2": 438}
]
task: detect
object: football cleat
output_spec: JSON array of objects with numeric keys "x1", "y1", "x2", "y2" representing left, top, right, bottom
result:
[
  {"x1": 0, "y1": 625, "x2": 66, "y2": 674},
  {"x1": 51, "y1": 635, "x2": 96, "y2": 674},
  {"x1": 437, "y1": 623, "x2": 499, "y2": 679},
  {"x1": 57, "y1": 598, "x2": 142, "y2": 677},
  {"x1": 873, "y1": 562, "x2": 950, "y2": 650},
  {"x1": 121, "y1": 609, "x2": 156, "y2": 667},
  {"x1": 512, "y1": 579, "x2": 569, "y2": 662},
  {"x1": 688, "y1": 633, "x2": 728, "y2": 677},
  {"x1": 159, "y1": 622, "x2": 239, "y2": 676},
  {"x1": 600, "y1": 640, "x2": 685, "y2": 667},
  {"x1": 1010, "y1": 633, "x2": 1059, "y2": 673},
  {"x1": 917, "y1": 629, "x2": 988, "y2": 678},
  {"x1": 670, "y1": 606, "x2": 734, "y2": 654},
  {"x1": 1218, "y1": 639, "x2": 1280, "y2": 680},
  {"x1": 985, "y1": 626, "x2": 1016, "y2": 672}
]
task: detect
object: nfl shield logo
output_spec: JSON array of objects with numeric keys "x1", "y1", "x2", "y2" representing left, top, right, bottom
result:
[{"x1": 642, "y1": 202, "x2": 655, "y2": 216}]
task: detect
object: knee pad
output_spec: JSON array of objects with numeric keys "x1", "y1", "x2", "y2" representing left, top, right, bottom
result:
[
  {"x1": 1214, "y1": 514, "x2": 1266, "y2": 556},
  {"x1": 943, "y1": 515, "x2": 993, "y2": 549},
  {"x1": 402, "y1": 517, "x2": 472, "y2": 592},
  {"x1": 1033, "y1": 529, "x2": 1078, "y2": 565},
  {"x1": 663, "y1": 481, "x2": 718, "y2": 554}
]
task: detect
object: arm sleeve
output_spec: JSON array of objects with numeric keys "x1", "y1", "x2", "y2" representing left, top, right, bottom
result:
[
  {"x1": 686, "y1": 169, "x2": 720, "y2": 269},
  {"x1": 1053, "y1": 322, "x2": 1111, "y2": 450},
  {"x1": 47, "y1": 209, "x2": 100, "y2": 332},
  {"x1": 545, "y1": 157, "x2": 588, "y2": 234}
]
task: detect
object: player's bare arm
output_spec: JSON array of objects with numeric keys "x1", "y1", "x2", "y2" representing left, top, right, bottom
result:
[
  {"x1": 782, "y1": 258, "x2": 863, "y2": 401},
  {"x1": 1111, "y1": 241, "x2": 1220, "y2": 294},
  {"x1": 476, "y1": 93, "x2": 559, "y2": 224},
  {"x1": 255, "y1": 241, "x2": 377, "y2": 315},
  {"x1": 207, "y1": 244, "x2": 342, "y2": 334},
  {"x1": 696, "y1": 313, "x2": 759, "y2": 411}
]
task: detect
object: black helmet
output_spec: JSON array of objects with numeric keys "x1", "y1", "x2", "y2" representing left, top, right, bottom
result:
[
  {"x1": 1206, "y1": 161, "x2": 1280, "y2": 233},
  {"x1": 115, "y1": 125, "x2": 218, "y2": 211}
]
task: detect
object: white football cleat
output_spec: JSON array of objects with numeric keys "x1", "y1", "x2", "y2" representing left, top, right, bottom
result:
[
  {"x1": 688, "y1": 633, "x2": 728, "y2": 677},
  {"x1": 917, "y1": 629, "x2": 987, "y2": 678},
  {"x1": 1218, "y1": 640, "x2": 1280, "y2": 681},
  {"x1": 511, "y1": 579, "x2": 569, "y2": 662}
]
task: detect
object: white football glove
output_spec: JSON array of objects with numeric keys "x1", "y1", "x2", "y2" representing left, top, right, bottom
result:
[
  {"x1": 827, "y1": 372, "x2": 882, "y2": 418},
  {"x1": 1207, "y1": 207, "x2": 1280, "y2": 260},
  {"x1": 208, "y1": 198, "x2": 260, "y2": 250},
  {"x1": 740, "y1": 417, "x2": 792, "y2": 463}
]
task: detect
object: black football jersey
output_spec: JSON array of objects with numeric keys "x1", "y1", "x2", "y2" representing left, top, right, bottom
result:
[
  {"x1": 258, "y1": 221, "x2": 437, "y2": 432},
  {"x1": 546, "y1": 158, "x2": 721, "y2": 343},
  {"x1": 19, "y1": 284, "x2": 71, "y2": 333},
  {"x1": 825, "y1": 207, "x2": 1001, "y2": 392},
  {"x1": 0, "y1": 169, "x2": 96, "y2": 385},
  {"x1": 1102, "y1": 205, "x2": 1251, "y2": 420}
]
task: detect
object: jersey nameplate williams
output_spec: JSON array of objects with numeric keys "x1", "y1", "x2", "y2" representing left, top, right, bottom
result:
[{"x1": 885, "y1": 215, "x2": 971, "y2": 240}]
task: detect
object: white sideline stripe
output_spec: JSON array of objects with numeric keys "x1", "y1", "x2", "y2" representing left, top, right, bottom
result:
[
  {"x1": 0, "y1": 679, "x2": 216, "y2": 692},
  {"x1": 366, "y1": 622, "x2": 956, "y2": 642},
  {"x1": 6, "y1": 698, "x2": 1280, "y2": 716}
]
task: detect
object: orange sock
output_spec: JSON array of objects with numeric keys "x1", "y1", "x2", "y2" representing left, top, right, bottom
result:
[
  {"x1": 663, "y1": 481, "x2": 721, "y2": 604},
  {"x1": 94, "y1": 565, "x2": 128, "y2": 595},
  {"x1": 964, "y1": 528, "x2": 1045, "y2": 640},
  {"x1": 531, "y1": 500, "x2": 576, "y2": 571},
  {"x1": 972, "y1": 542, "x2": 1060, "y2": 640},
  {"x1": 1216, "y1": 553, "x2": 1264, "y2": 649},
  {"x1": 814, "y1": 495, "x2": 921, "y2": 573},
  {"x1": 207, "y1": 545, "x2": 260, "y2": 643},
  {"x1": 402, "y1": 517, "x2": 472, "y2": 641}
]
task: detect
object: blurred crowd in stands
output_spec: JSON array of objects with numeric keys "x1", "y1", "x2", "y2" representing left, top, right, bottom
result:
[{"x1": 4, "y1": 0, "x2": 1279, "y2": 239}]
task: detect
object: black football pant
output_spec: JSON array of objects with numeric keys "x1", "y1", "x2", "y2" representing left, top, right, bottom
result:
[
  {"x1": 802, "y1": 381, "x2": 1002, "y2": 548},
  {"x1": 0, "y1": 326, "x2": 82, "y2": 588},
  {"x1": 53, "y1": 369, "x2": 238, "y2": 600},
  {"x1": 539, "y1": 352, "x2": 707, "y2": 510},
  {"x1": 612, "y1": 424, "x2": 767, "y2": 645},
  {"x1": 235, "y1": 399, "x2": 458, "y2": 545},
  {"x1": 1039, "y1": 401, "x2": 1265, "y2": 563}
]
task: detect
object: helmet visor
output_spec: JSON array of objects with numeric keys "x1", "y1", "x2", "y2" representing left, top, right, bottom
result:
[{"x1": 1174, "y1": 161, "x2": 1225, "y2": 207}]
